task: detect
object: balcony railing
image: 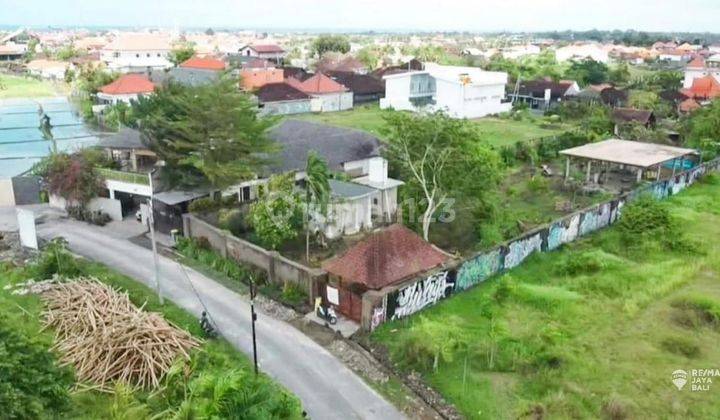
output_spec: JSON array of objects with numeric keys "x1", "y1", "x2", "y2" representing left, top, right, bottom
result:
[{"x1": 97, "y1": 168, "x2": 150, "y2": 185}]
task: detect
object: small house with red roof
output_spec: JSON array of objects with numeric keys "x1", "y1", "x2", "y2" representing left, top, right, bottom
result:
[
  {"x1": 287, "y1": 72, "x2": 353, "y2": 112},
  {"x1": 322, "y1": 224, "x2": 450, "y2": 321},
  {"x1": 239, "y1": 44, "x2": 286, "y2": 63},
  {"x1": 255, "y1": 82, "x2": 312, "y2": 115},
  {"x1": 97, "y1": 73, "x2": 155, "y2": 105}
]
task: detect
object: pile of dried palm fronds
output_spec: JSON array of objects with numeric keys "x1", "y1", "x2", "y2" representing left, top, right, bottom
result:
[{"x1": 40, "y1": 278, "x2": 201, "y2": 391}]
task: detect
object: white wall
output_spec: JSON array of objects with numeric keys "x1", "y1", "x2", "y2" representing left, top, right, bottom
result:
[
  {"x1": 101, "y1": 49, "x2": 172, "y2": 72},
  {"x1": 319, "y1": 196, "x2": 373, "y2": 239},
  {"x1": 380, "y1": 76, "x2": 415, "y2": 111},
  {"x1": 435, "y1": 79, "x2": 511, "y2": 119},
  {"x1": 49, "y1": 194, "x2": 123, "y2": 221},
  {"x1": 105, "y1": 179, "x2": 152, "y2": 197},
  {"x1": 0, "y1": 178, "x2": 14, "y2": 207},
  {"x1": 683, "y1": 68, "x2": 720, "y2": 88}
]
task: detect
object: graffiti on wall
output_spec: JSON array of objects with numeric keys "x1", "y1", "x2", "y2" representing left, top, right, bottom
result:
[
  {"x1": 547, "y1": 214, "x2": 580, "y2": 251},
  {"x1": 366, "y1": 159, "x2": 720, "y2": 331},
  {"x1": 387, "y1": 270, "x2": 455, "y2": 321},
  {"x1": 456, "y1": 248, "x2": 503, "y2": 291},
  {"x1": 370, "y1": 298, "x2": 387, "y2": 331},
  {"x1": 504, "y1": 232, "x2": 542, "y2": 269}
]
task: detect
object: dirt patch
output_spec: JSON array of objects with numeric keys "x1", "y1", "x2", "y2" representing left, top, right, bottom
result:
[
  {"x1": 0, "y1": 231, "x2": 38, "y2": 266},
  {"x1": 291, "y1": 318, "x2": 445, "y2": 419}
]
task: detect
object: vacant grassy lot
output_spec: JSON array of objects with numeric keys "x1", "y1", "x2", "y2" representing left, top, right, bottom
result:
[
  {"x1": 293, "y1": 105, "x2": 572, "y2": 146},
  {"x1": 0, "y1": 74, "x2": 66, "y2": 98},
  {"x1": 373, "y1": 175, "x2": 720, "y2": 419}
]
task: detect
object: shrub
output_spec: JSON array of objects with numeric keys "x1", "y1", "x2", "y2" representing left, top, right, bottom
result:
[
  {"x1": 0, "y1": 316, "x2": 73, "y2": 418},
  {"x1": 188, "y1": 197, "x2": 220, "y2": 214},
  {"x1": 526, "y1": 176, "x2": 550, "y2": 193},
  {"x1": 555, "y1": 249, "x2": 624, "y2": 275},
  {"x1": 617, "y1": 196, "x2": 673, "y2": 238},
  {"x1": 27, "y1": 238, "x2": 83, "y2": 279},
  {"x1": 218, "y1": 207, "x2": 249, "y2": 237},
  {"x1": 660, "y1": 336, "x2": 701, "y2": 358},
  {"x1": 281, "y1": 282, "x2": 307, "y2": 306}
]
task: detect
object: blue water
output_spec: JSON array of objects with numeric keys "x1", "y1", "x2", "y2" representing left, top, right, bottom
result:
[{"x1": 0, "y1": 97, "x2": 100, "y2": 177}]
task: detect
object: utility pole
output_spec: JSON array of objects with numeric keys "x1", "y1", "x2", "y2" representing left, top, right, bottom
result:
[
  {"x1": 250, "y1": 274, "x2": 259, "y2": 375},
  {"x1": 148, "y1": 169, "x2": 163, "y2": 305}
]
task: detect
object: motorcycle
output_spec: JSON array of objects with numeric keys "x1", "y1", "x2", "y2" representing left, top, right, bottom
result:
[{"x1": 314, "y1": 297, "x2": 338, "y2": 325}]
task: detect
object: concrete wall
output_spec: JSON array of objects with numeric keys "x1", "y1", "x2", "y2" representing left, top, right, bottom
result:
[
  {"x1": 183, "y1": 214, "x2": 326, "y2": 301},
  {"x1": 49, "y1": 194, "x2": 123, "y2": 221},
  {"x1": 361, "y1": 158, "x2": 720, "y2": 331},
  {"x1": 0, "y1": 178, "x2": 14, "y2": 206},
  {"x1": 260, "y1": 99, "x2": 312, "y2": 116}
]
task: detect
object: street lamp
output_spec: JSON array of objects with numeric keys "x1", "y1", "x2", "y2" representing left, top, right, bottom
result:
[{"x1": 250, "y1": 274, "x2": 258, "y2": 375}]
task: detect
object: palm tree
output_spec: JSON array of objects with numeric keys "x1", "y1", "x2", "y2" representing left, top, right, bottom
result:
[{"x1": 304, "y1": 152, "x2": 331, "y2": 263}]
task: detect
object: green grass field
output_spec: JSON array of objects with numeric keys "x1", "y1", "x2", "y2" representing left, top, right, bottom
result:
[
  {"x1": 0, "y1": 74, "x2": 66, "y2": 98},
  {"x1": 292, "y1": 105, "x2": 571, "y2": 146},
  {"x1": 373, "y1": 175, "x2": 720, "y2": 419}
]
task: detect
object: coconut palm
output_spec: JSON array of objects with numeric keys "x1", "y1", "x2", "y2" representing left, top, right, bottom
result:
[{"x1": 304, "y1": 152, "x2": 331, "y2": 263}]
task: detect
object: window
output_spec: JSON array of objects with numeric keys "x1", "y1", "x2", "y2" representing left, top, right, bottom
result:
[
  {"x1": 146, "y1": 53, "x2": 150, "y2": 57},
  {"x1": 113, "y1": 52, "x2": 120, "y2": 58},
  {"x1": 136, "y1": 54, "x2": 140, "y2": 58},
  {"x1": 157, "y1": 53, "x2": 161, "y2": 57}
]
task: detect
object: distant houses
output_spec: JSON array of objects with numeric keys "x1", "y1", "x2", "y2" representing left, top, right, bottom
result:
[
  {"x1": 508, "y1": 79, "x2": 580, "y2": 109},
  {"x1": 97, "y1": 74, "x2": 155, "y2": 105},
  {"x1": 380, "y1": 63, "x2": 511, "y2": 119},
  {"x1": 238, "y1": 44, "x2": 286, "y2": 63}
]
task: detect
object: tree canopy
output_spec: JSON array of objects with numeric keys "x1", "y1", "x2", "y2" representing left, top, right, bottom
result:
[
  {"x1": 311, "y1": 35, "x2": 350, "y2": 57},
  {"x1": 564, "y1": 59, "x2": 609, "y2": 86},
  {"x1": 136, "y1": 77, "x2": 278, "y2": 189},
  {"x1": 168, "y1": 43, "x2": 196, "y2": 66},
  {"x1": 382, "y1": 111, "x2": 503, "y2": 240}
]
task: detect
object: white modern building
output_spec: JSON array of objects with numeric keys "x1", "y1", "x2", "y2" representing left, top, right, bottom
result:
[
  {"x1": 380, "y1": 63, "x2": 511, "y2": 119},
  {"x1": 683, "y1": 55, "x2": 720, "y2": 88},
  {"x1": 100, "y1": 34, "x2": 173, "y2": 72},
  {"x1": 555, "y1": 44, "x2": 610, "y2": 63}
]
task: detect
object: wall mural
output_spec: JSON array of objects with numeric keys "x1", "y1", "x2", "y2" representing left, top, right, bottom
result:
[
  {"x1": 366, "y1": 160, "x2": 720, "y2": 331},
  {"x1": 503, "y1": 232, "x2": 542, "y2": 269},
  {"x1": 455, "y1": 248, "x2": 503, "y2": 291},
  {"x1": 386, "y1": 270, "x2": 455, "y2": 321}
]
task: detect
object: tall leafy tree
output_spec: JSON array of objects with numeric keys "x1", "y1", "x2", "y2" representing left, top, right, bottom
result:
[
  {"x1": 137, "y1": 77, "x2": 278, "y2": 189},
  {"x1": 311, "y1": 35, "x2": 350, "y2": 57},
  {"x1": 303, "y1": 152, "x2": 331, "y2": 262},
  {"x1": 168, "y1": 43, "x2": 196, "y2": 66},
  {"x1": 382, "y1": 112, "x2": 503, "y2": 241}
]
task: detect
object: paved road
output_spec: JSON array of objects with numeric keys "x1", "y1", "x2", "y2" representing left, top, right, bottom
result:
[{"x1": 34, "y1": 217, "x2": 404, "y2": 420}]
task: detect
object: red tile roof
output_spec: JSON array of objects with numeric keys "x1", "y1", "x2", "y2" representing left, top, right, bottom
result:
[
  {"x1": 322, "y1": 225, "x2": 448, "y2": 290},
  {"x1": 687, "y1": 56, "x2": 706, "y2": 68},
  {"x1": 180, "y1": 56, "x2": 226, "y2": 71},
  {"x1": 295, "y1": 73, "x2": 348, "y2": 94},
  {"x1": 683, "y1": 75, "x2": 720, "y2": 100},
  {"x1": 99, "y1": 74, "x2": 155, "y2": 95},
  {"x1": 248, "y1": 44, "x2": 284, "y2": 53}
]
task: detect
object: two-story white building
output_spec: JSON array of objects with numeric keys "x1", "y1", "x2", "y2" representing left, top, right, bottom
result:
[
  {"x1": 100, "y1": 34, "x2": 173, "y2": 73},
  {"x1": 380, "y1": 63, "x2": 511, "y2": 119}
]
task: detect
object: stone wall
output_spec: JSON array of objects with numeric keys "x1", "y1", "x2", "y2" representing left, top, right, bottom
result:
[
  {"x1": 361, "y1": 158, "x2": 720, "y2": 331},
  {"x1": 182, "y1": 214, "x2": 326, "y2": 302}
]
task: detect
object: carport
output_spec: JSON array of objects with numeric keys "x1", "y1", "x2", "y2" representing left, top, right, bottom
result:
[{"x1": 560, "y1": 139, "x2": 698, "y2": 185}]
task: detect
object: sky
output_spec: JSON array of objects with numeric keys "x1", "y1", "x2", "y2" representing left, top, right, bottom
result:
[{"x1": 1, "y1": 0, "x2": 718, "y2": 33}]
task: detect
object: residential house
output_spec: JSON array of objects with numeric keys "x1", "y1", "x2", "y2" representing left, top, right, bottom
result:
[
  {"x1": 322, "y1": 224, "x2": 449, "y2": 321},
  {"x1": 26, "y1": 59, "x2": 69, "y2": 79},
  {"x1": 238, "y1": 44, "x2": 286, "y2": 63},
  {"x1": 659, "y1": 49, "x2": 693, "y2": 62},
  {"x1": 240, "y1": 59, "x2": 284, "y2": 90},
  {"x1": 74, "y1": 36, "x2": 108, "y2": 54},
  {"x1": 612, "y1": 108, "x2": 656, "y2": 134},
  {"x1": 501, "y1": 44, "x2": 541, "y2": 60},
  {"x1": 0, "y1": 43, "x2": 25, "y2": 61},
  {"x1": 180, "y1": 55, "x2": 227, "y2": 71},
  {"x1": 509, "y1": 78, "x2": 580, "y2": 109},
  {"x1": 256, "y1": 83, "x2": 313, "y2": 115},
  {"x1": 100, "y1": 34, "x2": 173, "y2": 72},
  {"x1": 97, "y1": 73, "x2": 155, "y2": 105},
  {"x1": 282, "y1": 66, "x2": 311, "y2": 81},
  {"x1": 380, "y1": 63, "x2": 511, "y2": 119},
  {"x1": 681, "y1": 74, "x2": 720, "y2": 101},
  {"x1": 287, "y1": 73, "x2": 354, "y2": 112},
  {"x1": 316, "y1": 55, "x2": 367, "y2": 74},
  {"x1": 683, "y1": 55, "x2": 720, "y2": 88},
  {"x1": 600, "y1": 87, "x2": 628, "y2": 107},
  {"x1": 229, "y1": 120, "x2": 403, "y2": 236},
  {"x1": 326, "y1": 71, "x2": 385, "y2": 104},
  {"x1": 679, "y1": 98, "x2": 702, "y2": 114}
]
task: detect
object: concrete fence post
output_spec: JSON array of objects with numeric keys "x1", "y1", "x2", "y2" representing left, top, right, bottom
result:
[
  {"x1": 182, "y1": 215, "x2": 191, "y2": 238},
  {"x1": 268, "y1": 251, "x2": 278, "y2": 284}
]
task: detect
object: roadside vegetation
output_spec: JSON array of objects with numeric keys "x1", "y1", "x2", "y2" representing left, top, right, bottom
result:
[
  {"x1": 372, "y1": 175, "x2": 720, "y2": 419},
  {"x1": 0, "y1": 239, "x2": 304, "y2": 419}
]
